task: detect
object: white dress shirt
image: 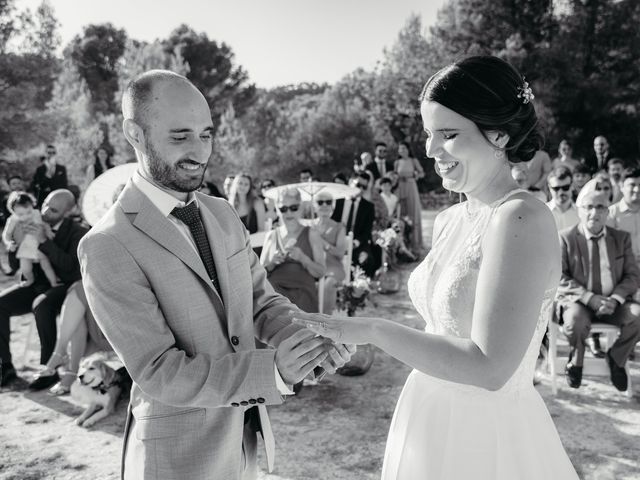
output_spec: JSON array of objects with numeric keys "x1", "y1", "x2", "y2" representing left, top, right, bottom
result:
[
  {"x1": 580, "y1": 225, "x2": 626, "y2": 306},
  {"x1": 375, "y1": 158, "x2": 387, "y2": 177},
  {"x1": 132, "y1": 171, "x2": 293, "y2": 394},
  {"x1": 608, "y1": 199, "x2": 640, "y2": 264},
  {"x1": 546, "y1": 200, "x2": 579, "y2": 232},
  {"x1": 380, "y1": 192, "x2": 398, "y2": 217}
]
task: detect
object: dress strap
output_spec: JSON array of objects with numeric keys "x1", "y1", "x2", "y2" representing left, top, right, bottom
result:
[{"x1": 489, "y1": 188, "x2": 529, "y2": 208}]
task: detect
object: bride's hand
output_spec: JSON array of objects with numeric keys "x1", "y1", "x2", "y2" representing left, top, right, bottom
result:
[{"x1": 291, "y1": 311, "x2": 373, "y2": 345}]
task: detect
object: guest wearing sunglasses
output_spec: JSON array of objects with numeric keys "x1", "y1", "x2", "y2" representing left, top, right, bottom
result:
[
  {"x1": 260, "y1": 188, "x2": 325, "y2": 313},
  {"x1": 311, "y1": 192, "x2": 347, "y2": 313},
  {"x1": 547, "y1": 167, "x2": 579, "y2": 232}
]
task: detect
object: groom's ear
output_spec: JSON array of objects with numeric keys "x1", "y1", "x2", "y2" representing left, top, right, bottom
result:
[{"x1": 123, "y1": 119, "x2": 147, "y2": 154}]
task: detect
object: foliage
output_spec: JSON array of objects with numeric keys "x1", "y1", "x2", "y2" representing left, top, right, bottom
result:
[
  {"x1": 69, "y1": 23, "x2": 127, "y2": 115},
  {"x1": 164, "y1": 24, "x2": 256, "y2": 132}
]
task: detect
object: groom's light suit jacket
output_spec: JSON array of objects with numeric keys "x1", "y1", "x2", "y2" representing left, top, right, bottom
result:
[{"x1": 78, "y1": 180, "x2": 300, "y2": 479}]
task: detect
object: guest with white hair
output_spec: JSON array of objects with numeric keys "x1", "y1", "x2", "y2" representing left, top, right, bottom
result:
[{"x1": 556, "y1": 179, "x2": 640, "y2": 391}]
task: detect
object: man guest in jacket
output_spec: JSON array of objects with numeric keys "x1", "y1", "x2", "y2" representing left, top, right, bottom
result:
[
  {"x1": 78, "y1": 70, "x2": 353, "y2": 480},
  {"x1": 30, "y1": 145, "x2": 68, "y2": 208},
  {"x1": 0, "y1": 189, "x2": 87, "y2": 387},
  {"x1": 556, "y1": 180, "x2": 640, "y2": 392}
]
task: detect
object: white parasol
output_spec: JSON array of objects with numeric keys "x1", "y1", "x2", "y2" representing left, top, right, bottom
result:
[
  {"x1": 263, "y1": 182, "x2": 359, "y2": 202},
  {"x1": 82, "y1": 163, "x2": 138, "y2": 226}
]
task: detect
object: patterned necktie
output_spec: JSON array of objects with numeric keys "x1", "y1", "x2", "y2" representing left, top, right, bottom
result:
[
  {"x1": 590, "y1": 236, "x2": 602, "y2": 295},
  {"x1": 171, "y1": 202, "x2": 222, "y2": 297}
]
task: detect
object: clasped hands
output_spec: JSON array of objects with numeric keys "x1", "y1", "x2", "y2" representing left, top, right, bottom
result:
[
  {"x1": 588, "y1": 294, "x2": 619, "y2": 317},
  {"x1": 22, "y1": 221, "x2": 55, "y2": 242}
]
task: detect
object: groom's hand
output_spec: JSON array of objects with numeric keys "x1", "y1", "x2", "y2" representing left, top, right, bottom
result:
[
  {"x1": 275, "y1": 329, "x2": 329, "y2": 385},
  {"x1": 319, "y1": 342, "x2": 357, "y2": 374}
]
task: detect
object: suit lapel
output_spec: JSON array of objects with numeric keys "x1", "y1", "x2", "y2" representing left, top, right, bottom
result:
[
  {"x1": 197, "y1": 197, "x2": 231, "y2": 317},
  {"x1": 119, "y1": 182, "x2": 223, "y2": 307},
  {"x1": 575, "y1": 227, "x2": 590, "y2": 283},
  {"x1": 605, "y1": 231, "x2": 617, "y2": 281}
]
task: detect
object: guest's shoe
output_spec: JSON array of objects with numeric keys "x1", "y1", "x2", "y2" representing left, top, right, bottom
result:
[
  {"x1": 1, "y1": 363, "x2": 17, "y2": 387},
  {"x1": 605, "y1": 350, "x2": 628, "y2": 392},
  {"x1": 565, "y1": 362, "x2": 582, "y2": 388},
  {"x1": 28, "y1": 369, "x2": 59, "y2": 391},
  {"x1": 586, "y1": 335, "x2": 605, "y2": 358}
]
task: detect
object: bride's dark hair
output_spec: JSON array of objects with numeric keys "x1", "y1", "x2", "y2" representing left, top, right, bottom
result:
[{"x1": 420, "y1": 55, "x2": 544, "y2": 163}]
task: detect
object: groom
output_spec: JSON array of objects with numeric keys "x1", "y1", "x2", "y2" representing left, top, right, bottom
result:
[{"x1": 78, "y1": 70, "x2": 353, "y2": 480}]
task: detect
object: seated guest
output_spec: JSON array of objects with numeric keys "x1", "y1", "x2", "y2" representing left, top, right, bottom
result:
[
  {"x1": 227, "y1": 173, "x2": 266, "y2": 233},
  {"x1": 557, "y1": 181, "x2": 640, "y2": 391},
  {"x1": 592, "y1": 172, "x2": 615, "y2": 203},
  {"x1": 333, "y1": 172, "x2": 348, "y2": 185},
  {"x1": 28, "y1": 280, "x2": 113, "y2": 393},
  {"x1": 511, "y1": 164, "x2": 547, "y2": 202},
  {"x1": 379, "y1": 176, "x2": 399, "y2": 219},
  {"x1": 260, "y1": 188, "x2": 325, "y2": 313},
  {"x1": 607, "y1": 158, "x2": 625, "y2": 204},
  {"x1": 331, "y1": 173, "x2": 377, "y2": 277},
  {"x1": 608, "y1": 168, "x2": 640, "y2": 265},
  {"x1": 259, "y1": 178, "x2": 277, "y2": 227},
  {"x1": 571, "y1": 163, "x2": 592, "y2": 202},
  {"x1": 0, "y1": 189, "x2": 88, "y2": 387},
  {"x1": 547, "y1": 167, "x2": 579, "y2": 232},
  {"x1": 309, "y1": 192, "x2": 347, "y2": 313}
]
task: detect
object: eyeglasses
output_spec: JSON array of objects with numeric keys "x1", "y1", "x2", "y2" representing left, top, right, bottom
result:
[
  {"x1": 46, "y1": 150, "x2": 56, "y2": 155},
  {"x1": 316, "y1": 200, "x2": 332, "y2": 206},
  {"x1": 356, "y1": 183, "x2": 368, "y2": 189},
  {"x1": 579, "y1": 205, "x2": 608, "y2": 212},
  {"x1": 278, "y1": 204, "x2": 300, "y2": 213},
  {"x1": 261, "y1": 183, "x2": 274, "y2": 189},
  {"x1": 549, "y1": 185, "x2": 571, "y2": 192}
]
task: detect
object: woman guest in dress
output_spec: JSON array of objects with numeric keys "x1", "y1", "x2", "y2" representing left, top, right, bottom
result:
[
  {"x1": 310, "y1": 191, "x2": 347, "y2": 313},
  {"x1": 260, "y1": 188, "x2": 325, "y2": 313},
  {"x1": 82, "y1": 147, "x2": 114, "y2": 193},
  {"x1": 394, "y1": 141, "x2": 425, "y2": 253},
  {"x1": 551, "y1": 139, "x2": 580, "y2": 172},
  {"x1": 227, "y1": 173, "x2": 267, "y2": 233},
  {"x1": 27, "y1": 280, "x2": 113, "y2": 394},
  {"x1": 296, "y1": 55, "x2": 578, "y2": 480}
]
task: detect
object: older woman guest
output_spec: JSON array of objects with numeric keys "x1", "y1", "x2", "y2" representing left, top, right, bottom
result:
[
  {"x1": 394, "y1": 141, "x2": 425, "y2": 253},
  {"x1": 227, "y1": 173, "x2": 266, "y2": 233},
  {"x1": 310, "y1": 191, "x2": 347, "y2": 313},
  {"x1": 260, "y1": 188, "x2": 325, "y2": 313}
]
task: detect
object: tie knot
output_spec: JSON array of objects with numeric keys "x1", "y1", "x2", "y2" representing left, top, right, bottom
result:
[{"x1": 171, "y1": 202, "x2": 201, "y2": 226}]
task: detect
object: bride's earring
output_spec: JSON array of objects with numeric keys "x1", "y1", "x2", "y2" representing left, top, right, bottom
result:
[{"x1": 494, "y1": 149, "x2": 505, "y2": 159}]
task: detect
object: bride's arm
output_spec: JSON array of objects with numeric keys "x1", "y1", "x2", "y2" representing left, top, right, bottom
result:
[{"x1": 298, "y1": 198, "x2": 560, "y2": 391}]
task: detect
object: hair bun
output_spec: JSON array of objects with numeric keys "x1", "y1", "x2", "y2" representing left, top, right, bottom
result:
[{"x1": 506, "y1": 107, "x2": 545, "y2": 163}]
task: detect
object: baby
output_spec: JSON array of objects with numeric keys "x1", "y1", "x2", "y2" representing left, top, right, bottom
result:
[{"x1": 2, "y1": 191, "x2": 59, "y2": 287}]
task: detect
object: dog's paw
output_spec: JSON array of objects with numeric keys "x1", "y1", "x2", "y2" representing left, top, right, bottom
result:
[{"x1": 82, "y1": 419, "x2": 95, "y2": 428}]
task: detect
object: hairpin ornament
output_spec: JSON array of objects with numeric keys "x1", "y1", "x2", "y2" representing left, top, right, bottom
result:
[{"x1": 517, "y1": 80, "x2": 535, "y2": 104}]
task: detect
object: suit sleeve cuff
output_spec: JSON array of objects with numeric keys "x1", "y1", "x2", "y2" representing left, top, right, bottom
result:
[
  {"x1": 274, "y1": 362, "x2": 294, "y2": 395},
  {"x1": 611, "y1": 294, "x2": 626, "y2": 306},
  {"x1": 581, "y1": 291, "x2": 594, "y2": 305}
]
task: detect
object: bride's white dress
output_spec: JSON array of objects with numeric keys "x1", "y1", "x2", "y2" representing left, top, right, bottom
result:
[{"x1": 381, "y1": 190, "x2": 579, "y2": 480}]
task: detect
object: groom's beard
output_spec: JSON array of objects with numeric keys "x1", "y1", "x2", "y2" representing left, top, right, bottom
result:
[{"x1": 146, "y1": 140, "x2": 206, "y2": 193}]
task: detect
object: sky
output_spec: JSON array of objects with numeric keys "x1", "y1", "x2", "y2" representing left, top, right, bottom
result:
[{"x1": 17, "y1": 0, "x2": 447, "y2": 88}]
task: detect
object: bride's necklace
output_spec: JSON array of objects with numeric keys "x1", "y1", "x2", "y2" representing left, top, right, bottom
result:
[{"x1": 463, "y1": 188, "x2": 527, "y2": 219}]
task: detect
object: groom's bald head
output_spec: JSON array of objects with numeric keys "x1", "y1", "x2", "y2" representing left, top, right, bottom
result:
[{"x1": 122, "y1": 70, "x2": 199, "y2": 132}]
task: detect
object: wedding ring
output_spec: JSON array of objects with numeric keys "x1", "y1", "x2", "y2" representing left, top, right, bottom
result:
[{"x1": 320, "y1": 322, "x2": 328, "y2": 330}]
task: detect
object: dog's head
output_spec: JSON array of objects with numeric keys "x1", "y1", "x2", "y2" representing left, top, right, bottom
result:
[{"x1": 78, "y1": 354, "x2": 115, "y2": 389}]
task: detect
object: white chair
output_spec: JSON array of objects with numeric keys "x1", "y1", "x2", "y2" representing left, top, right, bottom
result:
[
  {"x1": 548, "y1": 319, "x2": 633, "y2": 398},
  {"x1": 318, "y1": 232, "x2": 354, "y2": 314}
]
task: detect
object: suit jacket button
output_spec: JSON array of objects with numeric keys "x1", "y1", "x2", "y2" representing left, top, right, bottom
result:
[
  {"x1": 240, "y1": 400, "x2": 248, "y2": 406},
  {"x1": 231, "y1": 336, "x2": 239, "y2": 346},
  {"x1": 231, "y1": 402, "x2": 239, "y2": 407},
  {"x1": 257, "y1": 397, "x2": 265, "y2": 403},
  {"x1": 249, "y1": 399, "x2": 257, "y2": 404}
]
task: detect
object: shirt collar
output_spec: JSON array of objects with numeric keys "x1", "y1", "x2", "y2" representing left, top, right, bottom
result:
[
  {"x1": 618, "y1": 199, "x2": 632, "y2": 213},
  {"x1": 52, "y1": 219, "x2": 63, "y2": 233},
  {"x1": 132, "y1": 170, "x2": 197, "y2": 217},
  {"x1": 547, "y1": 200, "x2": 575, "y2": 212},
  {"x1": 582, "y1": 224, "x2": 607, "y2": 240}
]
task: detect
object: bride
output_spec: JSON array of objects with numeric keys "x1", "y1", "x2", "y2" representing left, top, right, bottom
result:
[{"x1": 295, "y1": 56, "x2": 579, "y2": 479}]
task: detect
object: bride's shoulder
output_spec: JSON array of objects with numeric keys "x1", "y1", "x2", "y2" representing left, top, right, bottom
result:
[
  {"x1": 490, "y1": 194, "x2": 558, "y2": 241},
  {"x1": 434, "y1": 202, "x2": 464, "y2": 229}
]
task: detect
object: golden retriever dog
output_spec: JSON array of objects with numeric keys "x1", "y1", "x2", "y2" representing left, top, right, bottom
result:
[{"x1": 70, "y1": 353, "x2": 130, "y2": 427}]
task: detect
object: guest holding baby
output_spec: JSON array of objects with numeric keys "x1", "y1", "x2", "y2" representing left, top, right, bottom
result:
[
  {"x1": 0, "y1": 189, "x2": 88, "y2": 387},
  {"x1": 260, "y1": 188, "x2": 325, "y2": 313},
  {"x1": 2, "y1": 192, "x2": 59, "y2": 287}
]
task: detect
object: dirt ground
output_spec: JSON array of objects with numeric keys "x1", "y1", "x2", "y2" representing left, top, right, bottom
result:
[{"x1": 1, "y1": 211, "x2": 639, "y2": 480}]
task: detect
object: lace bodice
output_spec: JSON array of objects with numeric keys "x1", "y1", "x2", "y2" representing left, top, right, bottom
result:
[{"x1": 408, "y1": 189, "x2": 555, "y2": 394}]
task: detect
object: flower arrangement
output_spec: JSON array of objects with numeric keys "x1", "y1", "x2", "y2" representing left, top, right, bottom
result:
[
  {"x1": 375, "y1": 227, "x2": 398, "y2": 251},
  {"x1": 336, "y1": 266, "x2": 374, "y2": 316}
]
